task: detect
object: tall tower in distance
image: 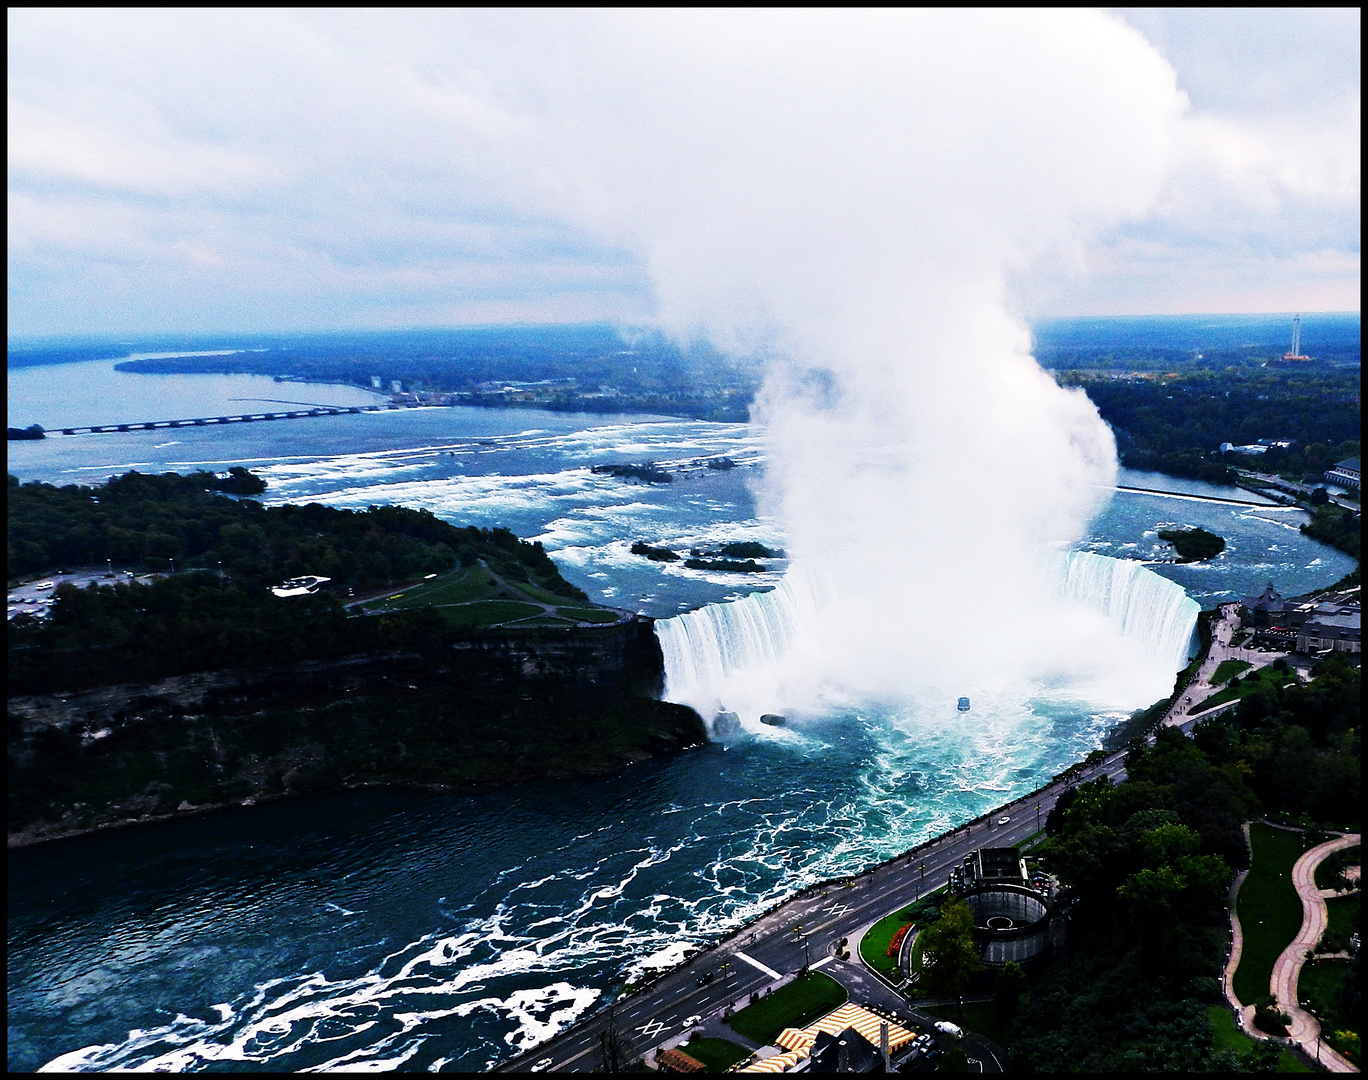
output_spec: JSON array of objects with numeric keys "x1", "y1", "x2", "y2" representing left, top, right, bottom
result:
[{"x1": 1283, "y1": 313, "x2": 1311, "y2": 361}]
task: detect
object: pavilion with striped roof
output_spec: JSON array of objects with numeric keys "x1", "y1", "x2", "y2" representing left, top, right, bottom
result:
[{"x1": 736, "y1": 1002, "x2": 916, "y2": 1072}]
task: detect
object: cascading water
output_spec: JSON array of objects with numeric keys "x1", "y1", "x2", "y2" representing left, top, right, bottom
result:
[
  {"x1": 654, "y1": 551, "x2": 1199, "y2": 729},
  {"x1": 653, "y1": 564, "x2": 829, "y2": 727},
  {"x1": 1054, "y1": 550, "x2": 1199, "y2": 675}
]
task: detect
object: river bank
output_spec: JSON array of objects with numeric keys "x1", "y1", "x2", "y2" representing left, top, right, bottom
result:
[{"x1": 8, "y1": 622, "x2": 706, "y2": 848}]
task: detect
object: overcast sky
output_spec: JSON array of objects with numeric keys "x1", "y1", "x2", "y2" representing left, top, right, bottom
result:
[{"x1": 7, "y1": 8, "x2": 1360, "y2": 338}]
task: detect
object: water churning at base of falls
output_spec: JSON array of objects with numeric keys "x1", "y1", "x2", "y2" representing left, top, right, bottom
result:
[{"x1": 654, "y1": 551, "x2": 1199, "y2": 727}]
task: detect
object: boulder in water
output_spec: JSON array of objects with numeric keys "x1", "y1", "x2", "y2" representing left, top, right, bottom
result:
[
  {"x1": 712, "y1": 711, "x2": 742, "y2": 737},
  {"x1": 760, "y1": 714, "x2": 787, "y2": 726}
]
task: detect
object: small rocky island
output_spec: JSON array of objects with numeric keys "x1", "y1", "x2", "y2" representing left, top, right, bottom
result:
[
  {"x1": 631, "y1": 539, "x2": 786, "y2": 573},
  {"x1": 1157, "y1": 527, "x2": 1226, "y2": 563}
]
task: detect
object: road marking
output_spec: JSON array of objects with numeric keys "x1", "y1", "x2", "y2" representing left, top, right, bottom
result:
[
  {"x1": 734, "y1": 950, "x2": 782, "y2": 980},
  {"x1": 635, "y1": 1018, "x2": 666, "y2": 1039},
  {"x1": 822, "y1": 903, "x2": 851, "y2": 917},
  {"x1": 809, "y1": 955, "x2": 834, "y2": 971}
]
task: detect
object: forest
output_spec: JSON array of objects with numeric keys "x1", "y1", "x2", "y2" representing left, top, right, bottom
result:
[
  {"x1": 1004, "y1": 653, "x2": 1360, "y2": 1071},
  {"x1": 7, "y1": 470, "x2": 590, "y2": 694},
  {"x1": 1052, "y1": 365, "x2": 1360, "y2": 486}
]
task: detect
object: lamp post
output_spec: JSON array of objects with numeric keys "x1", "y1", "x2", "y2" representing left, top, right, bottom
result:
[
  {"x1": 793, "y1": 926, "x2": 810, "y2": 970},
  {"x1": 720, "y1": 960, "x2": 732, "y2": 996},
  {"x1": 106, "y1": 558, "x2": 113, "y2": 578},
  {"x1": 1036, "y1": 803, "x2": 1042, "y2": 833}
]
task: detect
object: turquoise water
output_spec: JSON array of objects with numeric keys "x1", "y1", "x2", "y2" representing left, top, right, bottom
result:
[{"x1": 5, "y1": 367, "x2": 1354, "y2": 1072}]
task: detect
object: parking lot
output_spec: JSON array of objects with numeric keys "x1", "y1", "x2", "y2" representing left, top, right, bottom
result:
[{"x1": 7, "y1": 568, "x2": 163, "y2": 620}]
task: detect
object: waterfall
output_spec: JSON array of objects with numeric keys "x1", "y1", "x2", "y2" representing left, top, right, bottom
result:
[
  {"x1": 653, "y1": 565, "x2": 826, "y2": 724},
  {"x1": 654, "y1": 552, "x2": 1198, "y2": 728},
  {"x1": 1054, "y1": 551, "x2": 1199, "y2": 675}
]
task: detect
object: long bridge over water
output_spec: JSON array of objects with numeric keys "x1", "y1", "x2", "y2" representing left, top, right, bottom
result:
[{"x1": 50, "y1": 401, "x2": 422, "y2": 436}]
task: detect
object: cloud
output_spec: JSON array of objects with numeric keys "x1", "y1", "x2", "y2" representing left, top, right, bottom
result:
[{"x1": 5, "y1": 9, "x2": 1360, "y2": 335}]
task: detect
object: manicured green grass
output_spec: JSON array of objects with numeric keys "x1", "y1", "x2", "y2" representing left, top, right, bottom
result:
[
  {"x1": 860, "y1": 906, "x2": 917, "y2": 977},
  {"x1": 1192, "y1": 665, "x2": 1297, "y2": 715},
  {"x1": 437, "y1": 599, "x2": 543, "y2": 628},
  {"x1": 387, "y1": 565, "x2": 494, "y2": 608},
  {"x1": 1211, "y1": 659, "x2": 1252, "y2": 685},
  {"x1": 1298, "y1": 959, "x2": 1360, "y2": 1068},
  {"x1": 1323, "y1": 894, "x2": 1359, "y2": 953},
  {"x1": 1208, "y1": 1006, "x2": 1313, "y2": 1072},
  {"x1": 556, "y1": 606, "x2": 621, "y2": 623},
  {"x1": 1233, "y1": 823, "x2": 1311, "y2": 1006},
  {"x1": 682, "y1": 1036, "x2": 752, "y2": 1071},
  {"x1": 727, "y1": 972, "x2": 848, "y2": 1045}
]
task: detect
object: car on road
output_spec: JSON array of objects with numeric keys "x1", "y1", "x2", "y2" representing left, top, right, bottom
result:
[
  {"x1": 682, "y1": 1015, "x2": 701, "y2": 1028},
  {"x1": 530, "y1": 1058, "x2": 553, "y2": 1072},
  {"x1": 696, "y1": 971, "x2": 715, "y2": 986},
  {"x1": 997, "y1": 816, "x2": 1010, "y2": 826}
]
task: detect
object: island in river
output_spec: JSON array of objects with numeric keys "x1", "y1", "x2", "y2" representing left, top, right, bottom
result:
[{"x1": 6, "y1": 470, "x2": 705, "y2": 846}]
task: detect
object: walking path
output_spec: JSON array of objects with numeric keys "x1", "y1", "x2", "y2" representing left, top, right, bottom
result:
[
  {"x1": 1222, "y1": 825, "x2": 1257, "y2": 1037},
  {"x1": 1162, "y1": 604, "x2": 1288, "y2": 730},
  {"x1": 1272, "y1": 832, "x2": 1360, "y2": 1073}
]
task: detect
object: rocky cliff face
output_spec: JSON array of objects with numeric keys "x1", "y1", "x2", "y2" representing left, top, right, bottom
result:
[{"x1": 8, "y1": 618, "x2": 705, "y2": 846}]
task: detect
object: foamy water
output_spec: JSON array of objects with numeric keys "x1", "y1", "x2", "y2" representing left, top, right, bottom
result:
[{"x1": 6, "y1": 394, "x2": 1355, "y2": 1073}]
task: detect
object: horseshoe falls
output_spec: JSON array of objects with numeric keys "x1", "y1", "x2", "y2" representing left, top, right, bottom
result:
[
  {"x1": 1054, "y1": 550, "x2": 1200, "y2": 675},
  {"x1": 654, "y1": 551, "x2": 1199, "y2": 727}
]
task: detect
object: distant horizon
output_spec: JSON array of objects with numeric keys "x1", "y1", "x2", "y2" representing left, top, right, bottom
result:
[{"x1": 7, "y1": 309, "x2": 1361, "y2": 353}]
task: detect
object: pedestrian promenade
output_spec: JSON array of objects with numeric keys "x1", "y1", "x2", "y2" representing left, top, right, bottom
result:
[{"x1": 1272, "y1": 833, "x2": 1360, "y2": 1073}]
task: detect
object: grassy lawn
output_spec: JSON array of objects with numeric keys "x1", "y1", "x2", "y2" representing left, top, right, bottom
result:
[
  {"x1": 1233, "y1": 823, "x2": 1311, "y2": 1006},
  {"x1": 556, "y1": 606, "x2": 621, "y2": 623},
  {"x1": 860, "y1": 905, "x2": 917, "y2": 978},
  {"x1": 437, "y1": 599, "x2": 543, "y2": 628},
  {"x1": 1192, "y1": 665, "x2": 1298, "y2": 715},
  {"x1": 386, "y1": 565, "x2": 494, "y2": 608},
  {"x1": 1322, "y1": 894, "x2": 1359, "y2": 953},
  {"x1": 1298, "y1": 960, "x2": 1360, "y2": 1068},
  {"x1": 1211, "y1": 659, "x2": 1252, "y2": 685},
  {"x1": 1314, "y1": 845, "x2": 1360, "y2": 890},
  {"x1": 727, "y1": 972, "x2": 848, "y2": 1045},
  {"x1": 682, "y1": 1036, "x2": 752, "y2": 1071},
  {"x1": 1208, "y1": 1006, "x2": 1313, "y2": 1072}
]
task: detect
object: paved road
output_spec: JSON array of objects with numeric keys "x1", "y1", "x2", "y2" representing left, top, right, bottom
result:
[
  {"x1": 1273, "y1": 833, "x2": 1361, "y2": 1073},
  {"x1": 495, "y1": 750, "x2": 1132, "y2": 1072}
]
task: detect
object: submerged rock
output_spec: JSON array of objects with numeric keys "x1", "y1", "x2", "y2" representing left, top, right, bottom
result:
[{"x1": 760, "y1": 714, "x2": 787, "y2": 726}]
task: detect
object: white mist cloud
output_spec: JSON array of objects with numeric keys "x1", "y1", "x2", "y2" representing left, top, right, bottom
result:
[{"x1": 427, "y1": 10, "x2": 1194, "y2": 708}]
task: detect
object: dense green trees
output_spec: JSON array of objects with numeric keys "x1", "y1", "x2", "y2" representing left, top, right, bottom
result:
[
  {"x1": 1301, "y1": 504, "x2": 1361, "y2": 561},
  {"x1": 7, "y1": 470, "x2": 592, "y2": 693},
  {"x1": 7, "y1": 471, "x2": 585, "y2": 598},
  {"x1": 1158, "y1": 528, "x2": 1226, "y2": 563},
  {"x1": 917, "y1": 898, "x2": 982, "y2": 1012},
  {"x1": 1010, "y1": 652, "x2": 1360, "y2": 1071},
  {"x1": 1055, "y1": 367, "x2": 1360, "y2": 485}
]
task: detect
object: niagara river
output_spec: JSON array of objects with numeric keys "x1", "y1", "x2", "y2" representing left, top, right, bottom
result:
[{"x1": 6, "y1": 372, "x2": 1355, "y2": 1072}]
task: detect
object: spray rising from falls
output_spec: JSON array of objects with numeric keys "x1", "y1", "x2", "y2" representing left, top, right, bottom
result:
[{"x1": 655, "y1": 552, "x2": 1198, "y2": 730}]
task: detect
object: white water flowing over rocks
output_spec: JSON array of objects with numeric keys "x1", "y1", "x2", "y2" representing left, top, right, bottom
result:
[{"x1": 655, "y1": 551, "x2": 1199, "y2": 730}]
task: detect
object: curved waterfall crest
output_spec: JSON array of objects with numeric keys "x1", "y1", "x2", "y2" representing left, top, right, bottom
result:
[
  {"x1": 1053, "y1": 550, "x2": 1199, "y2": 674},
  {"x1": 654, "y1": 551, "x2": 1198, "y2": 728}
]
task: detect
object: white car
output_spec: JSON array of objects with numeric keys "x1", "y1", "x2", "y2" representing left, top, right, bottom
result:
[
  {"x1": 530, "y1": 1058, "x2": 553, "y2": 1072},
  {"x1": 997, "y1": 816, "x2": 1010, "y2": 826},
  {"x1": 682, "y1": 1015, "x2": 702, "y2": 1028}
]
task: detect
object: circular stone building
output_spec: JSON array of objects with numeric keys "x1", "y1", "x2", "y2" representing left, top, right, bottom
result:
[{"x1": 960, "y1": 882, "x2": 1052, "y2": 966}]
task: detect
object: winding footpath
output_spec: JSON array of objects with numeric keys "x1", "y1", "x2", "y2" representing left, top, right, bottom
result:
[{"x1": 1273, "y1": 833, "x2": 1360, "y2": 1072}]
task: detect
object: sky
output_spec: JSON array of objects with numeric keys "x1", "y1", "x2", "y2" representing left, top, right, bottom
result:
[{"x1": 7, "y1": 8, "x2": 1360, "y2": 338}]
